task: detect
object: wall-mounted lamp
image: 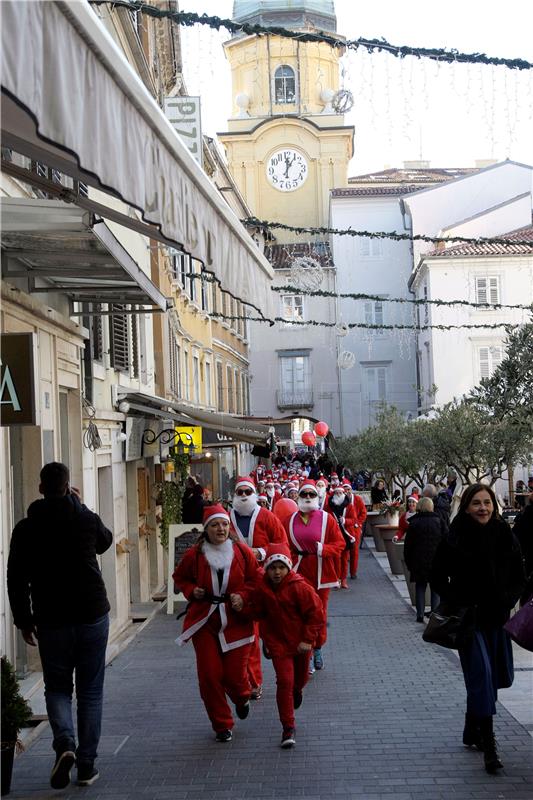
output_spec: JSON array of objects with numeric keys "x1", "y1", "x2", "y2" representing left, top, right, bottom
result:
[
  {"x1": 115, "y1": 430, "x2": 128, "y2": 443},
  {"x1": 117, "y1": 400, "x2": 130, "y2": 414}
]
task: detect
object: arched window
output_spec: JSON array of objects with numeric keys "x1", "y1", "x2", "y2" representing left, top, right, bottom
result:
[{"x1": 274, "y1": 65, "x2": 296, "y2": 104}]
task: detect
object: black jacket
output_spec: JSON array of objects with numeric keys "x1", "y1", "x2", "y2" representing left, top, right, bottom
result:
[
  {"x1": 434, "y1": 492, "x2": 451, "y2": 531},
  {"x1": 7, "y1": 494, "x2": 112, "y2": 629},
  {"x1": 403, "y1": 511, "x2": 446, "y2": 583},
  {"x1": 370, "y1": 486, "x2": 388, "y2": 506},
  {"x1": 430, "y1": 513, "x2": 525, "y2": 628}
]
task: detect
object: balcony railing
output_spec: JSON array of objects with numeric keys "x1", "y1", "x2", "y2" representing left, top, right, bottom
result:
[{"x1": 276, "y1": 389, "x2": 314, "y2": 409}]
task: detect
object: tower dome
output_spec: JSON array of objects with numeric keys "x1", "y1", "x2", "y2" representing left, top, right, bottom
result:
[{"x1": 232, "y1": 1, "x2": 337, "y2": 33}]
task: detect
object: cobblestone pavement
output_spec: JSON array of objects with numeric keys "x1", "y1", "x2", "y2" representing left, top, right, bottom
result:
[{"x1": 10, "y1": 548, "x2": 533, "y2": 800}]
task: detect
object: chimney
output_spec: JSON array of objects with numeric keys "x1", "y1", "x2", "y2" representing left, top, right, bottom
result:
[{"x1": 474, "y1": 159, "x2": 498, "y2": 169}]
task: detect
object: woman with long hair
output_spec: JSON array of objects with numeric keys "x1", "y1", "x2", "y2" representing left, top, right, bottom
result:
[{"x1": 430, "y1": 484, "x2": 525, "y2": 773}]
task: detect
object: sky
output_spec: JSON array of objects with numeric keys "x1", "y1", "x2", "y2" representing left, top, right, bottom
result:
[{"x1": 180, "y1": 0, "x2": 533, "y2": 176}]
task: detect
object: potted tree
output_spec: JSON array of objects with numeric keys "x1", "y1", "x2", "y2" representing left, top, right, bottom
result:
[{"x1": 1, "y1": 657, "x2": 32, "y2": 796}]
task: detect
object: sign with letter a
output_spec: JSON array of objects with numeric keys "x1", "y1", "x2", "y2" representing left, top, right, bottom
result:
[
  {"x1": 164, "y1": 96, "x2": 202, "y2": 166},
  {"x1": 0, "y1": 332, "x2": 37, "y2": 425}
]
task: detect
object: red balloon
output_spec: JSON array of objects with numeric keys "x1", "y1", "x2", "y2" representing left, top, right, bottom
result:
[
  {"x1": 314, "y1": 421, "x2": 329, "y2": 438},
  {"x1": 273, "y1": 498, "x2": 298, "y2": 526},
  {"x1": 301, "y1": 431, "x2": 316, "y2": 446}
]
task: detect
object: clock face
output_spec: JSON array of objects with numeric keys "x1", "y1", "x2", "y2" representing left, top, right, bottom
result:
[{"x1": 266, "y1": 148, "x2": 308, "y2": 192}]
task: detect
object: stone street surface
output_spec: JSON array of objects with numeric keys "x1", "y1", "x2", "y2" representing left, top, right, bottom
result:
[{"x1": 10, "y1": 548, "x2": 533, "y2": 800}]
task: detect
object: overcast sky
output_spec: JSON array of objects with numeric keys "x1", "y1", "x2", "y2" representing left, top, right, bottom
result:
[{"x1": 181, "y1": 0, "x2": 533, "y2": 176}]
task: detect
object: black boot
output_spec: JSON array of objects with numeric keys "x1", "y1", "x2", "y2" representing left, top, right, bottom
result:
[
  {"x1": 463, "y1": 712, "x2": 483, "y2": 749},
  {"x1": 479, "y1": 716, "x2": 503, "y2": 773}
]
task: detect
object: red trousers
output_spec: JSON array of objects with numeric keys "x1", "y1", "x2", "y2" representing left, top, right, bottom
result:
[
  {"x1": 316, "y1": 588, "x2": 330, "y2": 648},
  {"x1": 271, "y1": 652, "x2": 311, "y2": 730},
  {"x1": 340, "y1": 533, "x2": 361, "y2": 580},
  {"x1": 192, "y1": 620, "x2": 252, "y2": 733},
  {"x1": 247, "y1": 622, "x2": 262, "y2": 689}
]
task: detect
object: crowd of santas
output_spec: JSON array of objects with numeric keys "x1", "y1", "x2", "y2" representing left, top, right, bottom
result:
[{"x1": 173, "y1": 472, "x2": 368, "y2": 749}]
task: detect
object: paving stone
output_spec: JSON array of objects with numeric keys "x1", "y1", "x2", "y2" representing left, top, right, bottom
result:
[{"x1": 9, "y1": 548, "x2": 533, "y2": 799}]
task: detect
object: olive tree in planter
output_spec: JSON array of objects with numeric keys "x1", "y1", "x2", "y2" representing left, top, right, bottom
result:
[{"x1": 1, "y1": 657, "x2": 32, "y2": 795}]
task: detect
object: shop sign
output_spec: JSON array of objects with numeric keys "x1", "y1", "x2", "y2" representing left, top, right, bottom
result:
[
  {"x1": 175, "y1": 425, "x2": 202, "y2": 453},
  {"x1": 0, "y1": 332, "x2": 37, "y2": 426},
  {"x1": 164, "y1": 96, "x2": 202, "y2": 166},
  {"x1": 125, "y1": 416, "x2": 145, "y2": 461},
  {"x1": 202, "y1": 428, "x2": 235, "y2": 446}
]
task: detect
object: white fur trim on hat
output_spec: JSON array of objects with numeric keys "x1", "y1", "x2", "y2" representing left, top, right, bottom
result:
[
  {"x1": 235, "y1": 477, "x2": 256, "y2": 492},
  {"x1": 298, "y1": 480, "x2": 317, "y2": 494},
  {"x1": 203, "y1": 510, "x2": 230, "y2": 527},
  {"x1": 264, "y1": 552, "x2": 293, "y2": 570}
]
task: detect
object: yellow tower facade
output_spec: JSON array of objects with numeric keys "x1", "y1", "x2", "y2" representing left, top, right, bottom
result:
[{"x1": 218, "y1": 1, "x2": 354, "y2": 241}]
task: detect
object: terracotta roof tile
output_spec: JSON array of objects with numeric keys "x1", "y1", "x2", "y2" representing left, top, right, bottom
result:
[
  {"x1": 428, "y1": 224, "x2": 533, "y2": 258},
  {"x1": 331, "y1": 185, "x2": 423, "y2": 197}
]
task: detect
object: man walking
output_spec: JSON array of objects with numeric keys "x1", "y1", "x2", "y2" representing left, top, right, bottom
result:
[{"x1": 7, "y1": 462, "x2": 112, "y2": 789}]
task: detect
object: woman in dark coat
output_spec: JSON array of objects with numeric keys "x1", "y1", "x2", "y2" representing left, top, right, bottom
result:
[
  {"x1": 403, "y1": 497, "x2": 445, "y2": 622},
  {"x1": 370, "y1": 479, "x2": 388, "y2": 509},
  {"x1": 182, "y1": 483, "x2": 205, "y2": 524},
  {"x1": 430, "y1": 483, "x2": 525, "y2": 774}
]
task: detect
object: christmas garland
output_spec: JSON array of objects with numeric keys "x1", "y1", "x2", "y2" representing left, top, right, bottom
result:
[
  {"x1": 209, "y1": 311, "x2": 517, "y2": 331},
  {"x1": 243, "y1": 217, "x2": 533, "y2": 248},
  {"x1": 88, "y1": 2, "x2": 533, "y2": 71}
]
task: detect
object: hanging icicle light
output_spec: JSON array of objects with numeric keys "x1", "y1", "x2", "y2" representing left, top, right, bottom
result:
[{"x1": 337, "y1": 350, "x2": 356, "y2": 370}]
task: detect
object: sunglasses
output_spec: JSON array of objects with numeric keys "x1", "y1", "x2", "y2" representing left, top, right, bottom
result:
[
  {"x1": 299, "y1": 491, "x2": 318, "y2": 499},
  {"x1": 236, "y1": 488, "x2": 254, "y2": 496}
]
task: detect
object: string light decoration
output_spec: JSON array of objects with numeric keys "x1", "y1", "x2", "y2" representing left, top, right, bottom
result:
[
  {"x1": 289, "y1": 254, "x2": 325, "y2": 291},
  {"x1": 337, "y1": 350, "x2": 356, "y2": 370},
  {"x1": 88, "y1": 2, "x2": 533, "y2": 71},
  {"x1": 332, "y1": 88, "x2": 354, "y2": 113},
  {"x1": 335, "y1": 321, "x2": 349, "y2": 337}
]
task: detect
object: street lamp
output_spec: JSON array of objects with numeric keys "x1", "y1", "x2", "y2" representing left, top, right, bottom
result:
[{"x1": 142, "y1": 427, "x2": 196, "y2": 456}]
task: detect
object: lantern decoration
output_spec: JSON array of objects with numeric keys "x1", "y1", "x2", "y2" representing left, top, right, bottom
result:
[
  {"x1": 301, "y1": 431, "x2": 316, "y2": 447},
  {"x1": 314, "y1": 421, "x2": 329, "y2": 438},
  {"x1": 332, "y1": 88, "x2": 354, "y2": 114},
  {"x1": 290, "y1": 255, "x2": 324, "y2": 292},
  {"x1": 337, "y1": 350, "x2": 356, "y2": 370},
  {"x1": 335, "y1": 321, "x2": 349, "y2": 337}
]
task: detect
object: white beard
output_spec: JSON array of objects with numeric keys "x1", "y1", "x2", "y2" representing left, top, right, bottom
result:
[
  {"x1": 202, "y1": 539, "x2": 234, "y2": 571},
  {"x1": 233, "y1": 494, "x2": 258, "y2": 516},
  {"x1": 266, "y1": 488, "x2": 275, "y2": 498},
  {"x1": 298, "y1": 497, "x2": 319, "y2": 513},
  {"x1": 316, "y1": 487, "x2": 326, "y2": 499},
  {"x1": 331, "y1": 494, "x2": 345, "y2": 506}
]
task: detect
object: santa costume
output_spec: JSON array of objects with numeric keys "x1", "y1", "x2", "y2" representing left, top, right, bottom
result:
[
  {"x1": 326, "y1": 485, "x2": 358, "y2": 589},
  {"x1": 315, "y1": 477, "x2": 329, "y2": 510},
  {"x1": 344, "y1": 481, "x2": 368, "y2": 578},
  {"x1": 285, "y1": 479, "x2": 344, "y2": 671},
  {"x1": 173, "y1": 505, "x2": 260, "y2": 740},
  {"x1": 246, "y1": 543, "x2": 324, "y2": 747},
  {"x1": 230, "y1": 476, "x2": 288, "y2": 699}
]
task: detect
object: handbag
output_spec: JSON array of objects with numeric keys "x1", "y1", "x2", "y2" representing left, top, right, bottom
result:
[
  {"x1": 422, "y1": 602, "x2": 475, "y2": 650},
  {"x1": 504, "y1": 596, "x2": 533, "y2": 652}
]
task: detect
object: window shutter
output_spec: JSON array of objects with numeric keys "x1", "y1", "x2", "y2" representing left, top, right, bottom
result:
[
  {"x1": 131, "y1": 309, "x2": 139, "y2": 378},
  {"x1": 109, "y1": 305, "x2": 130, "y2": 371},
  {"x1": 490, "y1": 345, "x2": 503, "y2": 370},
  {"x1": 364, "y1": 302, "x2": 373, "y2": 325},
  {"x1": 377, "y1": 368, "x2": 387, "y2": 400},
  {"x1": 216, "y1": 362, "x2": 224, "y2": 411},
  {"x1": 488, "y1": 277, "x2": 499, "y2": 305},
  {"x1": 360, "y1": 238, "x2": 370, "y2": 257},
  {"x1": 375, "y1": 301, "x2": 384, "y2": 326},
  {"x1": 479, "y1": 347, "x2": 490, "y2": 378},
  {"x1": 476, "y1": 277, "x2": 488, "y2": 305}
]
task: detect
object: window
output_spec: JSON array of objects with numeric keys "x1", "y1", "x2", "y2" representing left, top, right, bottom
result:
[
  {"x1": 167, "y1": 321, "x2": 182, "y2": 398},
  {"x1": 241, "y1": 373, "x2": 248, "y2": 415},
  {"x1": 189, "y1": 259, "x2": 197, "y2": 303},
  {"x1": 364, "y1": 299, "x2": 384, "y2": 328},
  {"x1": 205, "y1": 361, "x2": 212, "y2": 407},
  {"x1": 274, "y1": 65, "x2": 296, "y2": 104},
  {"x1": 281, "y1": 294, "x2": 304, "y2": 325},
  {"x1": 227, "y1": 366, "x2": 234, "y2": 413},
  {"x1": 216, "y1": 361, "x2": 224, "y2": 411},
  {"x1": 475, "y1": 276, "x2": 500, "y2": 306},
  {"x1": 193, "y1": 354, "x2": 200, "y2": 404},
  {"x1": 183, "y1": 349, "x2": 190, "y2": 400},
  {"x1": 363, "y1": 366, "x2": 388, "y2": 421},
  {"x1": 279, "y1": 354, "x2": 311, "y2": 406},
  {"x1": 235, "y1": 369, "x2": 241, "y2": 414},
  {"x1": 200, "y1": 267, "x2": 208, "y2": 312},
  {"x1": 359, "y1": 237, "x2": 383, "y2": 258},
  {"x1": 87, "y1": 303, "x2": 103, "y2": 361},
  {"x1": 479, "y1": 345, "x2": 503, "y2": 379},
  {"x1": 109, "y1": 305, "x2": 130, "y2": 372}
]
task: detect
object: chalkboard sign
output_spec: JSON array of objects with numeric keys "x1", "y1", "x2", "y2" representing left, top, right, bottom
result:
[{"x1": 167, "y1": 524, "x2": 202, "y2": 615}]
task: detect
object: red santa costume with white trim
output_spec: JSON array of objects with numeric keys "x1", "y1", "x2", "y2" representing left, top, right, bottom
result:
[
  {"x1": 285, "y1": 480, "x2": 344, "y2": 650},
  {"x1": 229, "y1": 476, "x2": 288, "y2": 697},
  {"x1": 326, "y1": 486, "x2": 358, "y2": 588},
  {"x1": 173, "y1": 505, "x2": 260, "y2": 735},
  {"x1": 348, "y1": 484, "x2": 368, "y2": 577}
]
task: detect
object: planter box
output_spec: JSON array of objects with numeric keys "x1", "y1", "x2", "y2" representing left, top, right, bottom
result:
[
  {"x1": 367, "y1": 511, "x2": 388, "y2": 552},
  {"x1": 382, "y1": 531, "x2": 403, "y2": 575}
]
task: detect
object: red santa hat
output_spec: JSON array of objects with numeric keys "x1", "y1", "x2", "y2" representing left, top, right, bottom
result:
[
  {"x1": 330, "y1": 473, "x2": 339, "y2": 480},
  {"x1": 203, "y1": 504, "x2": 230, "y2": 528},
  {"x1": 342, "y1": 479, "x2": 352, "y2": 488},
  {"x1": 234, "y1": 476, "x2": 256, "y2": 492},
  {"x1": 257, "y1": 493, "x2": 269, "y2": 503},
  {"x1": 298, "y1": 478, "x2": 317, "y2": 495},
  {"x1": 264, "y1": 542, "x2": 293, "y2": 571},
  {"x1": 316, "y1": 476, "x2": 329, "y2": 487}
]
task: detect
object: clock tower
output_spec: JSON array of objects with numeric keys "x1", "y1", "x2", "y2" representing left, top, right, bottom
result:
[{"x1": 218, "y1": 0, "x2": 354, "y2": 241}]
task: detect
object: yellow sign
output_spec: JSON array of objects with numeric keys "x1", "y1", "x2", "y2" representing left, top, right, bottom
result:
[{"x1": 175, "y1": 426, "x2": 202, "y2": 454}]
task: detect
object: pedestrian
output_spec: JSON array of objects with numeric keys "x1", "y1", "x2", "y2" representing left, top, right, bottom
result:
[
  {"x1": 326, "y1": 484, "x2": 357, "y2": 589},
  {"x1": 243, "y1": 542, "x2": 324, "y2": 748},
  {"x1": 395, "y1": 495, "x2": 418, "y2": 542},
  {"x1": 173, "y1": 504, "x2": 260, "y2": 742},
  {"x1": 315, "y1": 476, "x2": 329, "y2": 509},
  {"x1": 512, "y1": 491, "x2": 533, "y2": 603},
  {"x1": 182, "y1": 482, "x2": 205, "y2": 524},
  {"x1": 285, "y1": 479, "x2": 345, "y2": 672},
  {"x1": 7, "y1": 462, "x2": 112, "y2": 789},
  {"x1": 430, "y1": 483, "x2": 525, "y2": 773},
  {"x1": 370, "y1": 478, "x2": 388, "y2": 509},
  {"x1": 423, "y1": 483, "x2": 451, "y2": 531},
  {"x1": 229, "y1": 476, "x2": 288, "y2": 701},
  {"x1": 403, "y1": 497, "x2": 445, "y2": 622},
  {"x1": 343, "y1": 480, "x2": 367, "y2": 578}
]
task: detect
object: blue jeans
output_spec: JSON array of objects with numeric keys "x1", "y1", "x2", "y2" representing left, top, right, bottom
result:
[
  {"x1": 37, "y1": 614, "x2": 109, "y2": 765},
  {"x1": 415, "y1": 582, "x2": 439, "y2": 619}
]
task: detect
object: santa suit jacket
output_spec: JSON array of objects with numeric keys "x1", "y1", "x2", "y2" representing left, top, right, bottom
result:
[
  {"x1": 352, "y1": 494, "x2": 368, "y2": 528},
  {"x1": 324, "y1": 498, "x2": 357, "y2": 544},
  {"x1": 246, "y1": 571, "x2": 325, "y2": 657},
  {"x1": 286, "y1": 510, "x2": 345, "y2": 589},
  {"x1": 229, "y1": 505, "x2": 287, "y2": 561},
  {"x1": 173, "y1": 541, "x2": 259, "y2": 652}
]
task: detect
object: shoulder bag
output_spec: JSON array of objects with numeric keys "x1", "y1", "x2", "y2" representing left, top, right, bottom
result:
[
  {"x1": 503, "y1": 595, "x2": 533, "y2": 652},
  {"x1": 422, "y1": 602, "x2": 475, "y2": 650}
]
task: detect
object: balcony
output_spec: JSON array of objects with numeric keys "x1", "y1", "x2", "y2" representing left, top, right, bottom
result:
[{"x1": 276, "y1": 390, "x2": 314, "y2": 410}]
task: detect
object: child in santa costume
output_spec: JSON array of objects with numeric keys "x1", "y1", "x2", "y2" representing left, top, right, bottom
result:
[
  {"x1": 173, "y1": 505, "x2": 260, "y2": 742},
  {"x1": 344, "y1": 480, "x2": 368, "y2": 578},
  {"x1": 244, "y1": 543, "x2": 324, "y2": 748},
  {"x1": 326, "y1": 484, "x2": 357, "y2": 589},
  {"x1": 230, "y1": 476, "x2": 288, "y2": 700},
  {"x1": 285, "y1": 480, "x2": 344, "y2": 671}
]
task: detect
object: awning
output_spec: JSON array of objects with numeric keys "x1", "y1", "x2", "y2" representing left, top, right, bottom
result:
[
  {"x1": 1, "y1": 198, "x2": 170, "y2": 310},
  {"x1": 0, "y1": 0, "x2": 274, "y2": 319},
  {"x1": 119, "y1": 390, "x2": 272, "y2": 446}
]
